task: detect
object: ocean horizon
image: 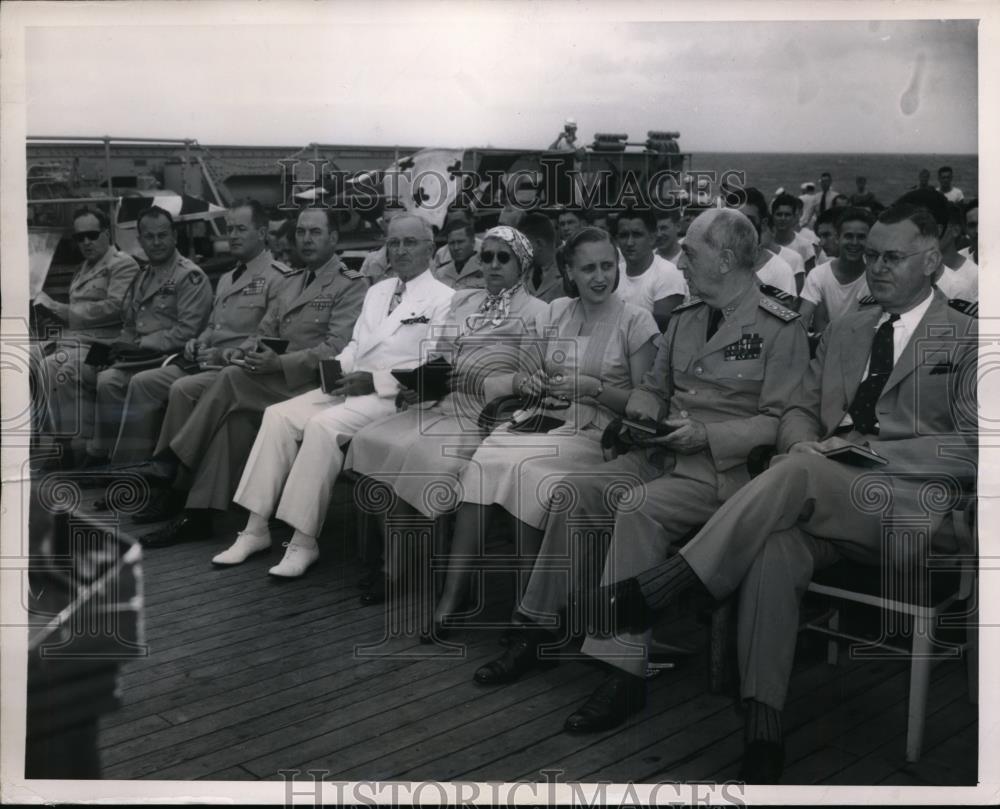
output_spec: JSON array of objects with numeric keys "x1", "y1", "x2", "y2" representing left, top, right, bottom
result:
[{"x1": 688, "y1": 151, "x2": 978, "y2": 205}]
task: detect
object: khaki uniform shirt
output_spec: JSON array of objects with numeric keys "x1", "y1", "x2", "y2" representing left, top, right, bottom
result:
[
  {"x1": 199, "y1": 250, "x2": 298, "y2": 350},
  {"x1": 65, "y1": 246, "x2": 142, "y2": 341},
  {"x1": 630, "y1": 282, "x2": 810, "y2": 499},
  {"x1": 247, "y1": 254, "x2": 367, "y2": 389},
  {"x1": 120, "y1": 250, "x2": 213, "y2": 353}
]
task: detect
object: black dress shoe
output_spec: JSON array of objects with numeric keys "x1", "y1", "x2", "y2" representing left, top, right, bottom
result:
[
  {"x1": 131, "y1": 489, "x2": 185, "y2": 524},
  {"x1": 140, "y1": 512, "x2": 212, "y2": 549},
  {"x1": 473, "y1": 628, "x2": 556, "y2": 685},
  {"x1": 590, "y1": 577, "x2": 651, "y2": 635},
  {"x1": 738, "y1": 740, "x2": 784, "y2": 784},
  {"x1": 563, "y1": 670, "x2": 646, "y2": 733}
]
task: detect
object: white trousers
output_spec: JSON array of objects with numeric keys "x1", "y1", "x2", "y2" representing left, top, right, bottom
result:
[{"x1": 233, "y1": 387, "x2": 397, "y2": 538}]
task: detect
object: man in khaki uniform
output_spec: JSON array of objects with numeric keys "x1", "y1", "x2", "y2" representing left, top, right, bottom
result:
[
  {"x1": 32, "y1": 208, "x2": 141, "y2": 463},
  {"x1": 83, "y1": 207, "x2": 212, "y2": 465},
  {"x1": 471, "y1": 209, "x2": 809, "y2": 697},
  {"x1": 584, "y1": 204, "x2": 977, "y2": 782},
  {"x1": 108, "y1": 200, "x2": 297, "y2": 463},
  {"x1": 132, "y1": 208, "x2": 367, "y2": 545}
]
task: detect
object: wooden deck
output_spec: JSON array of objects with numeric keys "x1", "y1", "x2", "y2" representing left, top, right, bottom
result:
[{"x1": 76, "y1": 483, "x2": 978, "y2": 786}]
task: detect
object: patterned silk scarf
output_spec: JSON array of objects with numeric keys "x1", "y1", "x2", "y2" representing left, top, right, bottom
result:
[{"x1": 477, "y1": 282, "x2": 523, "y2": 327}]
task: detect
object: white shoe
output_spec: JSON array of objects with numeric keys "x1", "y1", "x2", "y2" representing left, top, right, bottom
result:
[
  {"x1": 212, "y1": 531, "x2": 272, "y2": 566},
  {"x1": 268, "y1": 541, "x2": 319, "y2": 578}
]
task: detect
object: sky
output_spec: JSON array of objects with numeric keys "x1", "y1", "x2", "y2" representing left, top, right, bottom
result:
[{"x1": 19, "y1": 10, "x2": 980, "y2": 155}]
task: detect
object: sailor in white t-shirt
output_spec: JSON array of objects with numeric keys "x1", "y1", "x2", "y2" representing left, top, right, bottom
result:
[
  {"x1": 934, "y1": 199, "x2": 978, "y2": 301},
  {"x1": 735, "y1": 188, "x2": 799, "y2": 297},
  {"x1": 935, "y1": 254, "x2": 978, "y2": 302},
  {"x1": 771, "y1": 192, "x2": 817, "y2": 274},
  {"x1": 615, "y1": 210, "x2": 687, "y2": 330},
  {"x1": 798, "y1": 208, "x2": 874, "y2": 333}
]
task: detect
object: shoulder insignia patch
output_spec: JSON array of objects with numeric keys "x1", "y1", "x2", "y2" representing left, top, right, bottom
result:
[
  {"x1": 673, "y1": 297, "x2": 705, "y2": 312},
  {"x1": 187, "y1": 272, "x2": 204, "y2": 286},
  {"x1": 758, "y1": 296, "x2": 800, "y2": 322},
  {"x1": 948, "y1": 298, "x2": 978, "y2": 318},
  {"x1": 858, "y1": 295, "x2": 879, "y2": 306},
  {"x1": 758, "y1": 283, "x2": 797, "y2": 305},
  {"x1": 341, "y1": 267, "x2": 365, "y2": 280}
]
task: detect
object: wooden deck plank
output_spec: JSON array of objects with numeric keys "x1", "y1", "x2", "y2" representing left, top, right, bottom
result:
[
  {"x1": 780, "y1": 661, "x2": 961, "y2": 784},
  {"x1": 584, "y1": 656, "x2": 897, "y2": 784},
  {"x1": 453, "y1": 661, "x2": 728, "y2": 784},
  {"x1": 87, "y1": 491, "x2": 979, "y2": 786},
  {"x1": 103, "y1": 635, "x2": 501, "y2": 778},
  {"x1": 105, "y1": 610, "x2": 404, "y2": 733},
  {"x1": 247, "y1": 659, "x2": 597, "y2": 779},
  {"x1": 667, "y1": 658, "x2": 911, "y2": 785}
]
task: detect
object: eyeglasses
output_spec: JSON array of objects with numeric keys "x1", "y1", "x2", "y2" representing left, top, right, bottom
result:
[
  {"x1": 72, "y1": 230, "x2": 104, "y2": 243},
  {"x1": 480, "y1": 250, "x2": 513, "y2": 265},
  {"x1": 386, "y1": 237, "x2": 430, "y2": 251},
  {"x1": 862, "y1": 247, "x2": 934, "y2": 269}
]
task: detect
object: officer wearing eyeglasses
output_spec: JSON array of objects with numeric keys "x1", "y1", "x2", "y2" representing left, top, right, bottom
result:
[{"x1": 32, "y1": 208, "x2": 141, "y2": 467}]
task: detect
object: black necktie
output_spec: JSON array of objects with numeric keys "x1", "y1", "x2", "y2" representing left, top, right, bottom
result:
[
  {"x1": 231, "y1": 263, "x2": 247, "y2": 284},
  {"x1": 706, "y1": 308, "x2": 724, "y2": 341},
  {"x1": 532, "y1": 264, "x2": 544, "y2": 291},
  {"x1": 847, "y1": 314, "x2": 900, "y2": 434},
  {"x1": 304, "y1": 269, "x2": 316, "y2": 289}
]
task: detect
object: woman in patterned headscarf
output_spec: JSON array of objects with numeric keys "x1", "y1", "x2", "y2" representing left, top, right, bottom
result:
[
  {"x1": 425, "y1": 226, "x2": 659, "y2": 645},
  {"x1": 346, "y1": 225, "x2": 548, "y2": 599}
]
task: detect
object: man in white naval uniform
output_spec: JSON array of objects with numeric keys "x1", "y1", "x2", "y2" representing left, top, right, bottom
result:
[{"x1": 213, "y1": 214, "x2": 455, "y2": 577}]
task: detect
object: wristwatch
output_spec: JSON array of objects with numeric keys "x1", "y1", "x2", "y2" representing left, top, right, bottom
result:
[{"x1": 593, "y1": 378, "x2": 605, "y2": 398}]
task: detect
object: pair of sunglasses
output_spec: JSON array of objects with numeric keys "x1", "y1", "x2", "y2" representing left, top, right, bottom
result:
[
  {"x1": 72, "y1": 230, "x2": 104, "y2": 243},
  {"x1": 480, "y1": 250, "x2": 513, "y2": 265}
]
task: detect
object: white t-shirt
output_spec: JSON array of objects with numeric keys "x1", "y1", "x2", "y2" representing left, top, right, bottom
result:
[
  {"x1": 936, "y1": 257, "x2": 978, "y2": 302},
  {"x1": 616, "y1": 254, "x2": 687, "y2": 312},
  {"x1": 940, "y1": 186, "x2": 965, "y2": 204},
  {"x1": 800, "y1": 260, "x2": 870, "y2": 324},
  {"x1": 777, "y1": 245, "x2": 805, "y2": 278},
  {"x1": 782, "y1": 231, "x2": 817, "y2": 266},
  {"x1": 756, "y1": 253, "x2": 798, "y2": 297}
]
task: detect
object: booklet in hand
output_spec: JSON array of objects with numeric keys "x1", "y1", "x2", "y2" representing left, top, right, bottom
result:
[
  {"x1": 319, "y1": 359, "x2": 343, "y2": 393},
  {"x1": 622, "y1": 417, "x2": 676, "y2": 438},
  {"x1": 84, "y1": 342, "x2": 113, "y2": 367},
  {"x1": 391, "y1": 356, "x2": 452, "y2": 401},
  {"x1": 257, "y1": 337, "x2": 290, "y2": 355},
  {"x1": 821, "y1": 444, "x2": 888, "y2": 467}
]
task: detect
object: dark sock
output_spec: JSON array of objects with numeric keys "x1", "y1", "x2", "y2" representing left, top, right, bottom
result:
[
  {"x1": 635, "y1": 554, "x2": 700, "y2": 611},
  {"x1": 744, "y1": 699, "x2": 783, "y2": 744}
]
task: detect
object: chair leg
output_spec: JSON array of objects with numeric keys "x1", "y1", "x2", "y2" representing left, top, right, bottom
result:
[
  {"x1": 827, "y1": 609, "x2": 840, "y2": 665},
  {"x1": 906, "y1": 615, "x2": 933, "y2": 763},
  {"x1": 707, "y1": 598, "x2": 734, "y2": 695}
]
